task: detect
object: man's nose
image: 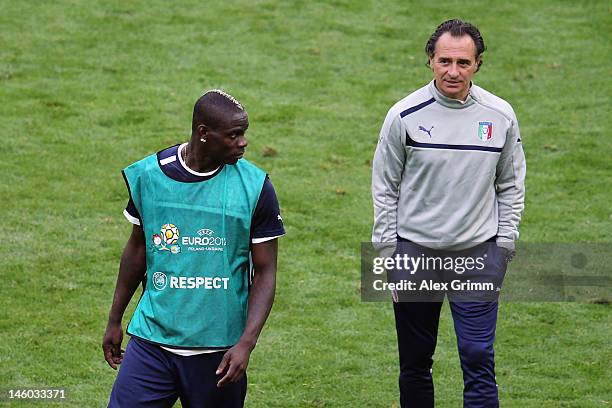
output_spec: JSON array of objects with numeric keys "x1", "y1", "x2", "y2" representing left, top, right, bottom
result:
[
  {"x1": 447, "y1": 63, "x2": 459, "y2": 77},
  {"x1": 237, "y1": 135, "x2": 248, "y2": 149}
]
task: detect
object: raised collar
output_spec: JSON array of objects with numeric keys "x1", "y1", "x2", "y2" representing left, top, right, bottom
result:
[{"x1": 429, "y1": 80, "x2": 476, "y2": 109}]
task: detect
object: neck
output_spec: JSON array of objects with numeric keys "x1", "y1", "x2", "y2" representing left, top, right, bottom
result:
[
  {"x1": 436, "y1": 82, "x2": 469, "y2": 101},
  {"x1": 184, "y1": 141, "x2": 221, "y2": 173},
  {"x1": 430, "y1": 80, "x2": 475, "y2": 109},
  {"x1": 454, "y1": 91, "x2": 469, "y2": 101}
]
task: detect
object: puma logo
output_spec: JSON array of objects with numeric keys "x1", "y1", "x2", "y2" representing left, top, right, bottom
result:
[{"x1": 418, "y1": 125, "x2": 434, "y2": 138}]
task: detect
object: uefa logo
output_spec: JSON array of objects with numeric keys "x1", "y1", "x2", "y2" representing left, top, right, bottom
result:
[{"x1": 152, "y1": 272, "x2": 168, "y2": 290}]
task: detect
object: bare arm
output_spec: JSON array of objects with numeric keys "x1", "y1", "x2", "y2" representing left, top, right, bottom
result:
[
  {"x1": 217, "y1": 239, "x2": 278, "y2": 387},
  {"x1": 102, "y1": 224, "x2": 147, "y2": 369}
]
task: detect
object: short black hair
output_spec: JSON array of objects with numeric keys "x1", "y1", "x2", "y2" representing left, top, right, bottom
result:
[
  {"x1": 425, "y1": 19, "x2": 486, "y2": 71},
  {"x1": 192, "y1": 90, "x2": 245, "y2": 132}
]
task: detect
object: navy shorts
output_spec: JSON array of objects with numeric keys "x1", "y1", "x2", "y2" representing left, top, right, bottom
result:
[{"x1": 108, "y1": 337, "x2": 246, "y2": 408}]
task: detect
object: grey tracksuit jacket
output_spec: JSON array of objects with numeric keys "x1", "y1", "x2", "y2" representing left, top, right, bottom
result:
[{"x1": 372, "y1": 80, "x2": 526, "y2": 251}]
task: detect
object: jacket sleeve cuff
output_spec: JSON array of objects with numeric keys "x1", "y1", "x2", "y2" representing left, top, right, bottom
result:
[
  {"x1": 495, "y1": 238, "x2": 516, "y2": 253},
  {"x1": 372, "y1": 242, "x2": 397, "y2": 258}
]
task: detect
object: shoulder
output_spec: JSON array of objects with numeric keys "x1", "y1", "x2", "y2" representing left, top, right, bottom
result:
[
  {"x1": 157, "y1": 144, "x2": 180, "y2": 163},
  {"x1": 251, "y1": 176, "x2": 285, "y2": 241},
  {"x1": 260, "y1": 176, "x2": 277, "y2": 198},
  {"x1": 471, "y1": 84, "x2": 518, "y2": 122},
  {"x1": 386, "y1": 83, "x2": 435, "y2": 120},
  {"x1": 235, "y1": 158, "x2": 267, "y2": 178},
  {"x1": 230, "y1": 159, "x2": 268, "y2": 198},
  {"x1": 255, "y1": 176, "x2": 279, "y2": 210},
  {"x1": 123, "y1": 153, "x2": 155, "y2": 171},
  {"x1": 123, "y1": 146, "x2": 175, "y2": 174},
  {"x1": 122, "y1": 152, "x2": 159, "y2": 188}
]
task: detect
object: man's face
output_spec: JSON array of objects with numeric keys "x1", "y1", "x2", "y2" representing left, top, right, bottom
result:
[
  {"x1": 204, "y1": 110, "x2": 249, "y2": 165},
  {"x1": 429, "y1": 32, "x2": 480, "y2": 101}
]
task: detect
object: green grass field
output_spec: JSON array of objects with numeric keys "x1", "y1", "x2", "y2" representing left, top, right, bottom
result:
[{"x1": 1, "y1": 1, "x2": 610, "y2": 407}]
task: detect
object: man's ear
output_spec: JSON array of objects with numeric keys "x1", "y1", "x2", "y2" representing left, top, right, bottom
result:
[
  {"x1": 427, "y1": 55, "x2": 434, "y2": 70},
  {"x1": 198, "y1": 124, "x2": 210, "y2": 137},
  {"x1": 475, "y1": 56, "x2": 482, "y2": 73}
]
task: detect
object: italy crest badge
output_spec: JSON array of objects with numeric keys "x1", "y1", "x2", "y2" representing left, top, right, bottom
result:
[{"x1": 478, "y1": 121, "x2": 493, "y2": 141}]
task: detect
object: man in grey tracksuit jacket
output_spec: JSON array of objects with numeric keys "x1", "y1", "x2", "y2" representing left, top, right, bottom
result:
[{"x1": 372, "y1": 20, "x2": 525, "y2": 408}]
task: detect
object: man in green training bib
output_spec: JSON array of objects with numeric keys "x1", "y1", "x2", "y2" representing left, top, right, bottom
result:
[{"x1": 103, "y1": 90, "x2": 285, "y2": 407}]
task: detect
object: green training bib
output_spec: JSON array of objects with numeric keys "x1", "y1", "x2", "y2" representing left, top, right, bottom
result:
[{"x1": 122, "y1": 152, "x2": 266, "y2": 348}]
